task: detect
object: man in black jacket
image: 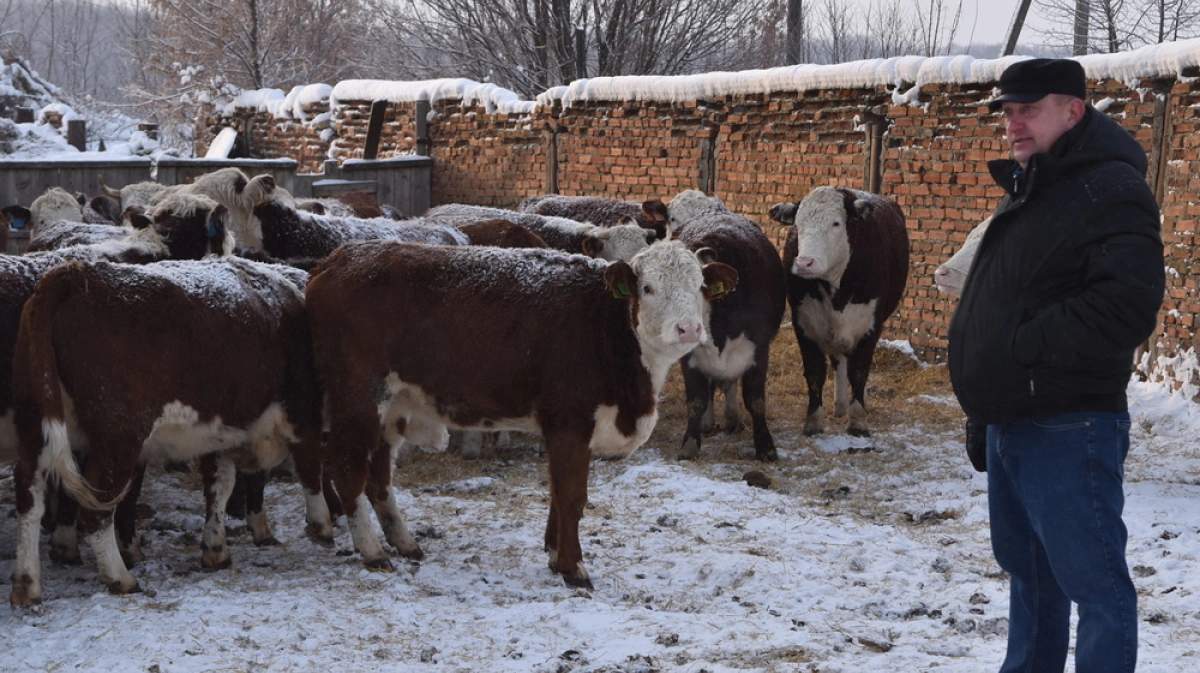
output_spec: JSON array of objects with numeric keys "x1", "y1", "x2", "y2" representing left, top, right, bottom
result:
[{"x1": 949, "y1": 58, "x2": 1164, "y2": 673}]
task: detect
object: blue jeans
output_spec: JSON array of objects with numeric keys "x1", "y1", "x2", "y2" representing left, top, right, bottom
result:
[{"x1": 987, "y1": 411, "x2": 1137, "y2": 673}]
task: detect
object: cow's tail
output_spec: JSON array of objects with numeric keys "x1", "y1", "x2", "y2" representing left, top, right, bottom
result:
[
  {"x1": 97, "y1": 173, "x2": 121, "y2": 198},
  {"x1": 24, "y1": 262, "x2": 126, "y2": 511}
]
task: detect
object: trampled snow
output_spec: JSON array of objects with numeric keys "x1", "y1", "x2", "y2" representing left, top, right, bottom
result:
[{"x1": 2, "y1": 365, "x2": 1197, "y2": 673}]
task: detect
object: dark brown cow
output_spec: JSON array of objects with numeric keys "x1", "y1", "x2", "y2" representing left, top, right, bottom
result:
[
  {"x1": 253, "y1": 196, "x2": 467, "y2": 261},
  {"x1": 772, "y1": 186, "x2": 909, "y2": 437},
  {"x1": 456, "y1": 218, "x2": 549, "y2": 249},
  {"x1": 642, "y1": 191, "x2": 787, "y2": 461},
  {"x1": 9, "y1": 257, "x2": 327, "y2": 606},
  {"x1": 306, "y1": 240, "x2": 737, "y2": 588},
  {"x1": 519, "y1": 194, "x2": 669, "y2": 241}
]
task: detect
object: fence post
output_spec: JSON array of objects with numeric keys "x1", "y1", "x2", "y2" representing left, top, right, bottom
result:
[
  {"x1": 16, "y1": 108, "x2": 34, "y2": 123},
  {"x1": 415, "y1": 100, "x2": 431, "y2": 156},
  {"x1": 698, "y1": 124, "x2": 719, "y2": 195},
  {"x1": 544, "y1": 123, "x2": 559, "y2": 194},
  {"x1": 861, "y1": 110, "x2": 888, "y2": 194},
  {"x1": 364, "y1": 99, "x2": 388, "y2": 160},
  {"x1": 67, "y1": 120, "x2": 87, "y2": 151}
]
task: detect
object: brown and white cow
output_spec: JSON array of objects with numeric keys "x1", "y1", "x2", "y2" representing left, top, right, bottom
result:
[
  {"x1": 306, "y1": 240, "x2": 737, "y2": 588},
  {"x1": 772, "y1": 186, "x2": 909, "y2": 437},
  {"x1": 9, "y1": 257, "x2": 327, "y2": 606},
  {"x1": 519, "y1": 194, "x2": 669, "y2": 241},
  {"x1": 642, "y1": 191, "x2": 787, "y2": 461},
  {"x1": 933, "y1": 217, "x2": 991, "y2": 297},
  {"x1": 425, "y1": 204, "x2": 657, "y2": 261}
]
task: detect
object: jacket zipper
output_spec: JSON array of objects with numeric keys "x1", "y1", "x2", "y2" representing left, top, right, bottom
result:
[{"x1": 1028, "y1": 369, "x2": 1036, "y2": 396}]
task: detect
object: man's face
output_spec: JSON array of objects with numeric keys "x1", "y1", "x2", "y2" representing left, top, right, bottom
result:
[{"x1": 1000, "y1": 95, "x2": 1085, "y2": 168}]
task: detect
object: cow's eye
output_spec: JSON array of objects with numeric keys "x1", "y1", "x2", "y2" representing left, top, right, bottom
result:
[
  {"x1": 832, "y1": 221, "x2": 841, "y2": 227},
  {"x1": 642, "y1": 284, "x2": 654, "y2": 295}
]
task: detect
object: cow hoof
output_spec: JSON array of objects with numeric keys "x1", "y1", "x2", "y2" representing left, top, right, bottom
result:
[
  {"x1": 254, "y1": 536, "x2": 282, "y2": 547},
  {"x1": 106, "y1": 578, "x2": 142, "y2": 595},
  {"x1": 756, "y1": 447, "x2": 779, "y2": 462},
  {"x1": 201, "y1": 547, "x2": 232, "y2": 570},
  {"x1": 723, "y1": 417, "x2": 744, "y2": 434},
  {"x1": 397, "y1": 546, "x2": 425, "y2": 561},
  {"x1": 364, "y1": 557, "x2": 395, "y2": 572},
  {"x1": 562, "y1": 574, "x2": 595, "y2": 591},
  {"x1": 848, "y1": 427, "x2": 872, "y2": 438},
  {"x1": 49, "y1": 545, "x2": 83, "y2": 566},
  {"x1": 305, "y1": 523, "x2": 335, "y2": 547},
  {"x1": 677, "y1": 438, "x2": 700, "y2": 460},
  {"x1": 803, "y1": 427, "x2": 824, "y2": 437},
  {"x1": 9, "y1": 574, "x2": 41, "y2": 607}
]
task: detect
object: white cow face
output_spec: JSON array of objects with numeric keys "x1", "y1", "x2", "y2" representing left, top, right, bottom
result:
[
  {"x1": 581, "y1": 221, "x2": 657, "y2": 262},
  {"x1": 934, "y1": 217, "x2": 992, "y2": 296},
  {"x1": 664, "y1": 190, "x2": 728, "y2": 231},
  {"x1": 788, "y1": 186, "x2": 857, "y2": 283},
  {"x1": 29, "y1": 187, "x2": 83, "y2": 233},
  {"x1": 607, "y1": 241, "x2": 737, "y2": 364}
]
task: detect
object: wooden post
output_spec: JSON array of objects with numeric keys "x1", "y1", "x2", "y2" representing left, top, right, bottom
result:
[
  {"x1": 363, "y1": 100, "x2": 388, "y2": 160},
  {"x1": 15, "y1": 108, "x2": 34, "y2": 123},
  {"x1": 698, "y1": 125, "x2": 719, "y2": 195},
  {"x1": 861, "y1": 110, "x2": 888, "y2": 194},
  {"x1": 544, "y1": 124, "x2": 559, "y2": 194},
  {"x1": 415, "y1": 100, "x2": 431, "y2": 157},
  {"x1": 67, "y1": 120, "x2": 87, "y2": 152},
  {"x1": 574, "y1": 27, "x2": 587, "y2": 81}
]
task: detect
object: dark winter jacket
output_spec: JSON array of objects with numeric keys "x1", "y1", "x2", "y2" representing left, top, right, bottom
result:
[{"x1": 949, "y1": 106, "x2": 1165, "y2": 425}]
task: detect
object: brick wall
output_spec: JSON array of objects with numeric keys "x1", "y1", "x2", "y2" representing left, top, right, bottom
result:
[{"x1": 201, "y1": 74, "x2": 1200, "y2": 369}]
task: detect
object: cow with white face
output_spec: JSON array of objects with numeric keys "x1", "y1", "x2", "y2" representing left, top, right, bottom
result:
[
  {"x1": 772, "y1": 186, "x2": 909, "y2": 437},
  {"x1": 933, "y1": 217, "x2": 992, "y2": 296},
  {"x1": 306, "y1": 240, "x2": 737, "y2": 588}
]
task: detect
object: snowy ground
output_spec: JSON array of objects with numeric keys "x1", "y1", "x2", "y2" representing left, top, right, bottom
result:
[{"x1": 2, "y1": 361, "x2": 1199, "y2": 673}]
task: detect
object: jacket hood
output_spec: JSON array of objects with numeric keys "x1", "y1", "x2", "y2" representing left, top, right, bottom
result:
[{"x1": 989, "y1": 106, "x2": 1148, "y2": 195}]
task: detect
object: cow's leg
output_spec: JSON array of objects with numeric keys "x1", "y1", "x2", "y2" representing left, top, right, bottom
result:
[
  {"x1": 49, "y1": 483, "x2": 81, "y2": 565},
  {"x1": 242, "y1": 470, "x2": 280, "y2": 546},
  {"x1": 699, "y1": 379, "x2": 716, "y2": 435},
  {"x1": 679, "y1": 357, "x2": 712, "y2": 460},
  {"x1": 291, "y1": 434, "x2": 334, "y2": 544},
  {"x1": 460, "y1": 430, "x2": 484, "y2": 460},
  {"x1": 721, "y1": 378, "x2": 743, "y2": 434},
  {"x1": 114, "y1": 464, "x2": 146, "y2": 567},
  {"x1": 794, "y1": 327, "x2": 829, "y2": 436},
  {"x1": 76, "y1": 450, "x2": 140, "y2": 595},
  {"x1": 199, "y1": 454, "x2": 236, "y2": 569},
  {"x1": 11, "y1": 457, "x2": 48, "y2": 606},
  {"x1": 742, "y1": 352, "x2": 778, "y2": 461},
  {"x1": 543, "y1": 423, "x2": 593, "y2": 590},
  {"x1": 365, "y1": 438, "x2": 423, "y2": 560},
  {"x1": 833, "y1": 355, "x2": 850, "y2": 418},
  {"x1": 329, "y1": 410, "x2": 390, "y2": 568},
  {"x1": 845, "y1": 336, "x2": 881, "y2": 437}
]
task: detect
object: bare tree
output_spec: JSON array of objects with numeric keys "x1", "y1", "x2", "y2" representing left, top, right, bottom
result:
[
  {"x1": 1037, "y1": 0, "x2": 1200, "y2": 52},
  {"x1": 366, "y1": 0, "x2": 772, "y2": 99},
  {"x1": 911, "y1": 0, "x2": 963, "y2": 56}
]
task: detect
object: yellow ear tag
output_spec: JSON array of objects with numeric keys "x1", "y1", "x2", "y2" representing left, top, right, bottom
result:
[
  {"x1": 613, "y1": 280, "x2": 632, "y2": 299},
  {"x1": 706, "y1": 281, "x2": 726, "y2": 299}
]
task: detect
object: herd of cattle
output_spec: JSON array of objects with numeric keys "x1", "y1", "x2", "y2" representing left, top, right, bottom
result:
[{"x1": 0, "y1": 167, "x2": 983, "y2": 606}]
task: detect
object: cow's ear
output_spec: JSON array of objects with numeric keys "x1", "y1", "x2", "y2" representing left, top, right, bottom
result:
[
  {"x1": 605, "y1": 261, "x2": 637, "y2": 300},
  {"x1": 701, "y1": 262, "x2": 738, "y2": 301},
  {"x1": 582, "y1": 234, "x2": 604, "y2": 258},
  {"x1": 207, "y1": 205, "x2": 228, "y2": 242},
  {"x1": 695, "y1": 246, "x2": 719, "y2": 265},
  {"x1": 125, "y1": 206, "x2": 150, "y2": 229},
  {"x1": 641, "y1": 199, "x2": 669, "y2": 225},
  {"x1": 769, "y1": 202, "x2": 797, "y2": 225},
  {"x1": 849, "y1": 198, "x2": 877, "y2": 220},
  {"x1": 1, "y1": 205, "x2": 31, "y2": 230}
]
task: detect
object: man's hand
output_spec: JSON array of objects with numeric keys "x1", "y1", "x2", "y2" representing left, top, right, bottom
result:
[{"x1": 966, "y1": 421, "x2": 987, "y2": 472}]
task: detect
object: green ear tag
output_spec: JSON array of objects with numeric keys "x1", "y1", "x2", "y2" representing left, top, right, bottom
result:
[
  {"x1": 613, "y1": 280, "x2": 633, "y2": 299},
  {"x1": 707, "y1": 281, "x2": 725, "y2": 299}
]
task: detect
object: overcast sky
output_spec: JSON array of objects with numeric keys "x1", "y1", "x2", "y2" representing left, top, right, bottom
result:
[{"x1": 955, "y1": 0, "x2": 1055, "y2": 50}]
